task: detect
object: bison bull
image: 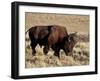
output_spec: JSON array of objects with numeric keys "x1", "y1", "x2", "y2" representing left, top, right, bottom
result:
[{"x1": 26, "y1": 25, "x2": 77, "y2": 58}]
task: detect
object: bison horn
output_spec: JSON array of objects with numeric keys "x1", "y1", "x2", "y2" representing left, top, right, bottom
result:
[{"x1": 72, "y1": 32, "x2": 77, "y2": 34}]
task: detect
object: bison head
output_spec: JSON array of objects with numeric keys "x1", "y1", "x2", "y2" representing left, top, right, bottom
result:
[{"x1": 64, "y1": 32, "x2": 78, "y2": 53}]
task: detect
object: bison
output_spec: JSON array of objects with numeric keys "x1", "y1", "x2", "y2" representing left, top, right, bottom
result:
[{"x1": 26, "y1": 25, "x2": 77, "y2": 58}]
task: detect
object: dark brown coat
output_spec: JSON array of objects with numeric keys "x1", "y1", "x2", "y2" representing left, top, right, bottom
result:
[
  {"x1": 26, "y1": 25, "x2": 52, "y2": 55},
  {"x1": 43, "y1": 25, "x2": 69, "y2": 56}
]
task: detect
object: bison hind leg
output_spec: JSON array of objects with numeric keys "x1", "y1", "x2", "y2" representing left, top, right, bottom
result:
[
  {"x1": 32, "y1": 50, "x2": 36, "y2": 56},
  {"x1": 30, "y1": 42, "x2": 37, "y2": 56}
]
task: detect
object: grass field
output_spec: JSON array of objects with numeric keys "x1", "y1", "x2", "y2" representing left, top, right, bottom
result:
[{"x1": 25, "y1": 12, "x2": 90, "y2": 68}]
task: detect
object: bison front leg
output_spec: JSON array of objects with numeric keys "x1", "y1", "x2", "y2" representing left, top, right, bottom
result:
[
  {"x1": 54, "y1": 48, "x2": 60, "y2": 58},
  {"x1": 63, "y1": 49, "x2": 69, "y2": 56},
  {"x1": 54, "y1": 51, "x2": 60, "y2": 58},
  {"x1": 43, "y1": 45, "x2": 50, "y2": 54}
]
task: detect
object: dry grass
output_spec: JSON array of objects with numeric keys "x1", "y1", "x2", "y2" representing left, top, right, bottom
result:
[
  {"x1": 25, "y1": 39, "x2": 89, "y2": 68},
  {"x1": 25, "y1": 12, "x2": 90, "y2": 68}
]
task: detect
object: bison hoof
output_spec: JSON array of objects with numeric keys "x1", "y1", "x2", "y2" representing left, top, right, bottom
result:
[
  {"x1": 32, "y1": 51, "x2": 36, "y2": 56},
  {"x1": 44, "y1": 50, "x2": 48, "y2": 54},
  {"x1": 43, "y1": 47, "x2": 48, "y2": 54}
]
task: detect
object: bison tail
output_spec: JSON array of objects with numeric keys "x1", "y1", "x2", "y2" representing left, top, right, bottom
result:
[{"x1": 25, "y1": 29, "x2": 30, "y2": 34}]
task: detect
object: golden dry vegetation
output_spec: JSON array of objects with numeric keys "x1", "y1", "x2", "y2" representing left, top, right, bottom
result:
[{"x1": 25, "y1": 12, "x2": 90, "y2": 68}]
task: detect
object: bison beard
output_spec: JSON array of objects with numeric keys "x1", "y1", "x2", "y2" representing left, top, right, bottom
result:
[{"x1": 26, "y1": 25, "x2": 77, "y2": 58}]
